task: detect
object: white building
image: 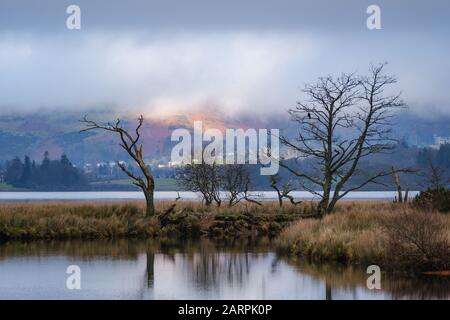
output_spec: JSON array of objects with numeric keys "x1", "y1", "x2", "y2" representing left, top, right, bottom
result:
[{"x1": 431, "y1": 135, "x2": 450, "y2": 149}]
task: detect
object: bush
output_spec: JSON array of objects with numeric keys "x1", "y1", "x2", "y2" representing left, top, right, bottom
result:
[
  {"x1": 382, "y1": 210, "x2": 450, "y2": 273},
  {"x1": 413, "y1": 188, "x2": 450, "y2": 213},
  {"x1": 158, "y1": 210, "x2": 202, "y2": 238}
]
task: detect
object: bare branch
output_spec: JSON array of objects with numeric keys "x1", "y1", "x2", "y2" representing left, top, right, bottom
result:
[
  {"x1": 80, "y1": 115, "x2": 156, "y2": 216},
  {"x1": 282, "y1": 63, "x2": 410, "y2": 215}
]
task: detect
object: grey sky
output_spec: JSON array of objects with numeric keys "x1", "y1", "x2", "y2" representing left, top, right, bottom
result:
[{"x1": 0, "y1": 0, "x2": 449, "y2": 117}]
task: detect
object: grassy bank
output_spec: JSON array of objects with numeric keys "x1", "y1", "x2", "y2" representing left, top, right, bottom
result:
[
  {"x1": 2, "y1": 200, "x2": 449, "y2": 274},
  {"x1": 0, "y1": 201, "x2": 301, "y2": 241},
  {"x1": 89, "y1": 178, "x2": 181, "y2": 191},
  {"x1": 276, "y1": 202, "x2": 450, "y2": 273},
  {"x1": 0, "y1": 183, "x2": 24, "y2": 191}
]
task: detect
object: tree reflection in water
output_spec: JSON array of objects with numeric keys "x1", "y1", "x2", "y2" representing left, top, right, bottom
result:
[
  {"x1": 0, "y1": 239, "x2": 448, "y2": 299},
  {"x1": 283, "y1": 257, "x2": 450, "y2": 300}
]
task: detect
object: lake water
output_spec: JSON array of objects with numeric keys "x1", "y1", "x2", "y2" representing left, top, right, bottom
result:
[
  {"x1": 0, "y1": 239, "x2": 448, "y2": 300},
  {"x1": 0, "y1": 191, "x2": 419, "y2": 202}
]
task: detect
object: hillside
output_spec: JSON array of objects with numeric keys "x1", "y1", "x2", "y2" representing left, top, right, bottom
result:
[
  {"x1": 1, "y1": 109, "x2": 450, "y2": 191},
  {"x1": 0, "y1": 110, "x2": 269, "y2": 164}
]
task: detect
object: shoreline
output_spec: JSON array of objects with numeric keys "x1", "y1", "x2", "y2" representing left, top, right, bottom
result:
[
  {"x1": 1, "y1": 200, "x2": 448, "y2": 275},
  {"x1": 275, "y1": 202, "x2": 450, "y2": 275},
  {"x1": 0, "y1": 201, "x2": 303, "y2": 241},
  {"x1": 0, "y1": 190, "x2": 420, "y2": 202}
]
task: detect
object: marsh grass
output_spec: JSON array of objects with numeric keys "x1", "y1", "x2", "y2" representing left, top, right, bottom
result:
[
  {"x1": 2, "y1": 200, "x2": 448, "y2": 273},
  {"x1": 0, "y1": 201, "x2": 304, "y2": 241},
  {"x1": 0, "y1": 202, "x2": 161, "y2": 240},
  {"x1": 276, "y1": 202, "x2": 450, "y2": 273}
]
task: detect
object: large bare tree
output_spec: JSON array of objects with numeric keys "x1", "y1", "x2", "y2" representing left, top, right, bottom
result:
[
  {"x1": 281, "y1": 63, "x2": 408, "y2": 216},
  {"x1": 80, "y1": 115, "x2": 156, "y2": 216}
]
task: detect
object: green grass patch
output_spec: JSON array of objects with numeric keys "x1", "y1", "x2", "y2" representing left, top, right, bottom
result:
[{"x1": 90, "y1": 178, "x2": 180, "y2": 191}]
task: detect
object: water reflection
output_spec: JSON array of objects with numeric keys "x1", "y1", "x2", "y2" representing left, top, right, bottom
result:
[
  {"x1": 0, "y1": 239, "x2": 448, "y2": 300},
  {"x1": 283, "y1": 259, "x2": 450, "y2": 300}
]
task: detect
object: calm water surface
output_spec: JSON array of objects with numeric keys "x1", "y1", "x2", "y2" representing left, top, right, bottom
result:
[
  {"x1": 0, "y1": 191, "x2": 419, "y2": 202},
  {"x1": 0, "y1": 239, "x2": 448, "y2": 300}
]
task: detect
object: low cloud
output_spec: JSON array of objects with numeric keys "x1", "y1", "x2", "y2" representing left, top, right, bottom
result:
[
  {"x1": 0, "y1": 30, "x2": 449, "y2": 118},
  {"x1": 0, "y1": 32, "x2": 317, "y2": 117}
]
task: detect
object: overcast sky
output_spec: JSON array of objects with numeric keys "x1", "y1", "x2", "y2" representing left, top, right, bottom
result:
[{"x1": 0, "y1": 0, "x2": 449, "y2": 118}]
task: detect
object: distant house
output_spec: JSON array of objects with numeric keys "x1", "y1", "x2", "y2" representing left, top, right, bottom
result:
[
  {"x1": 83, "y1": 163, "x2": 93, "y2": 173},
  {"x1": 431, "y1": 135, "x2": 450, "y2": 149}
]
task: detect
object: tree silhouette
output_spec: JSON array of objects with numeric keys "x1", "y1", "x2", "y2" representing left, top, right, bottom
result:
[
  {"x1": 80, "y1": 115, "x2": 156, "y2": 216},
  {"x1": 281, "y1": 63, "x2": 411, "y2": 216}
]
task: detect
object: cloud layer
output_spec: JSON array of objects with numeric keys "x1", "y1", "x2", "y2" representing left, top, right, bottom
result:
[{"x1": 0, "y1": 0, "x2": 449, "y2": 118}]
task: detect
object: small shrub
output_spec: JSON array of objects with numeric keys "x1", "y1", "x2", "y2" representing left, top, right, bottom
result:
[
  {"x1": 382, "y1": 210, "x2": 450, "y2": 273},
  {"x1": 413, "y1": 188, "x2": 450, "y2": 213}
]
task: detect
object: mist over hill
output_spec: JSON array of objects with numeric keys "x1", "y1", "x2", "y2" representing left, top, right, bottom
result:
[
  {"x1": 0, "y1": 110, "x2": 270, "y2": 164},
  {"x1": 0, "y1": 109, "x2": 449, "y2": 165}
]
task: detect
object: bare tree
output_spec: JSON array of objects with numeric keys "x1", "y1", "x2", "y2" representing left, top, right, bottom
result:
[
  {"x1": 423, "y1": 155, "x2": 450, "y2": 190},
  {"x1": 178, "y1": 163, "x2": 262, "y2": 207},
  {"x1": 178, "y1": 161, "x2": 222, "y2": 207},
  {"x1": 221, "y1": 164, "x2": 248, "y2": 207},
  {"x1": 80, "y1": 115, "x2": 156, "y2": 216},
  {"x1": 281, "y1": 63, "x2": 408, "y2": 216},
  {"x1": 221, "y1": 164, "x2": 262, "y2": 207},
  {"x1": 270, "y1": 174, "x2": 302, "y2": 207}
]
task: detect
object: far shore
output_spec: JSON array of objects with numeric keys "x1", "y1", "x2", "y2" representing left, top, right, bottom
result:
[{"x1": 0, "y1": 190, "x2": 420, "y2": 202}]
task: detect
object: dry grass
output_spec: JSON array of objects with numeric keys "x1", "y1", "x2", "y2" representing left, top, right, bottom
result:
[
  {"x1": 276, "y1": 202, "x2": 450, "y2": 273},
  {"x1": 0, "y1": 201, "x2": 162, "y2": 240},
  {"x1": 3, "y1": 200, "x2": 448, "y2": 273},
  {"x1": 0, "y1": 200, "x2": 304, "y2": 241},
  {"x1": 382, "y1": 210, "x2": 450, "y2": 272}
]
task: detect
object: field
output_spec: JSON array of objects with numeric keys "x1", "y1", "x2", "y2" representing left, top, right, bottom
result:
[
  {"x1": 0, "y1": 183, "x2": 23, "y2": 191},
  {"x1": 90, "y1": 178, "x2": 180, "y2": 191},
  {"x1": 0, "y1": 178, "x2": 181, "y2": 192}
]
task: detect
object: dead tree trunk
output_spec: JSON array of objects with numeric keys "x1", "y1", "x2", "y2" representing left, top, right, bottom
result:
[
  {"x1": 393, "y1": 168, "x2": 403, "y2": 203},
  {"x1": 270, "y1": 174, "x2": 302, "y2": 208},
  {"x1": 270, "y1": 175, "x2": 285, "y2": 207},
  {"x1": 80, "y1": 115, "x2": 156, "y2": 216},
  {"x1": 144, "y1": 188, "x2": 155, "y2": 216},
  {"x1": 392, "y1": 167, "x2": 410, "y2": 204}
]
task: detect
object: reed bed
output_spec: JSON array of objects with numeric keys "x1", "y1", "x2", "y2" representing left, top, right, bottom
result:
[
  {"x1": 2, "y1": 200, "x2": 448, "y2": 273},
  {"x1": 0, "y1": 202, "x2": 160, "y2": 240},
  {"x1": 0, "y1": 200, "x2": 303, "y2": 240},
  {"x1": 276, "y1": 202, "x2": 450, "y2": 273}
]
